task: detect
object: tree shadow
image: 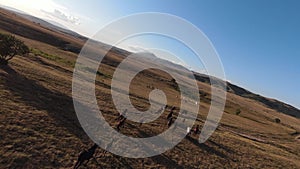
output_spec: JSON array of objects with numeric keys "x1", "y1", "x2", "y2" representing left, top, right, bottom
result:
[{"x1": 0, "y1": 65, "x2": 88, "y2": 142}]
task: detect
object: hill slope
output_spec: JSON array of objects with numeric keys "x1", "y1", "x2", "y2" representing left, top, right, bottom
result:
[{"x1": 0, "y1": 7, "x2": 300, "y2": 168}]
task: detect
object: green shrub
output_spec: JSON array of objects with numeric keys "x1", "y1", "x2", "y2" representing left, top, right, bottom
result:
[
  {"x1": 0, "y1": 33, "x2": 29, "y2": 65},
  {"x1": 235, "y1": 109, "x2": 241, "y2": 115},
  {"x1": 31, "y1": 48, "x2": 75, "y2": 67},
  {"x1": 274, "y1": 117, "x2": 281, "y2": 123}
]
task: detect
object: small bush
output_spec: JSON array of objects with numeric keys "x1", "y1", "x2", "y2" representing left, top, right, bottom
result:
[
  {"x1": 0, "y1": 33, "x2": 29, "y2": 65},
  {"x1": 170, "y1": 78, "x2": 180, "y2": 92},
  {"x1": 235, "y1": 109, "x2": 241, "y2": 115},
  {"x1": 274, "y1": 117, "x2": 281, "y2": 123}
]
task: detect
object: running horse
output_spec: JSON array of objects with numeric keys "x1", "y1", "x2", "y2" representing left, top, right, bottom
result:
[{"x1": 74, "y1": 144, "x2": 98, "y2": 169}]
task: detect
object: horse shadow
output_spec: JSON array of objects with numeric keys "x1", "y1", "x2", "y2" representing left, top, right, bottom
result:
[{"x1": 186, "y1": 135, "x2": 230, "y2": 159}]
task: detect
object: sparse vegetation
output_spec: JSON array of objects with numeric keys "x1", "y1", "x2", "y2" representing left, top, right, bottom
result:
[
  {"x1": 30, "y1": 48, "x2": 75, "y2": 67},
  {"x1": 199, "y1": 91, "x2": 207, "y2": 97},
  {"x1": 0, "y1": 33, "x2": 29, "y2": 65},
  {"x1": 275, "y1": 117, "x2": 281, "y2": 123},
  {"x1": 235, "y1": 109, "x2": 241, "y2": 115},
  {"x1": 170, "y1": 78, "x2": 180, "y2": 92},
  {"x1": 81, "y1": 66, "x2": 112, "y2": 78}
]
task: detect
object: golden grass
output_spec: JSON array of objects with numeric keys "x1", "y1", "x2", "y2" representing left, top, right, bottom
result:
[{"x1": 0, "y1": 7, "x2": 300, "y2": 168}]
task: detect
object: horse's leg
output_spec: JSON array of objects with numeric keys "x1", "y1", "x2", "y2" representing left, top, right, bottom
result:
[
  {"x1": 95, "y1": 151, "x2": 104, "y2": 158},
  {"x1": 82, "y1": 159, "x2": 89, "y2": 168},
  {"x1": 92, "y1": 156, "x2": 104, "y2": 169},
  {"x1": 74, "y1": 160, "x2": 82, "y2": 169}
]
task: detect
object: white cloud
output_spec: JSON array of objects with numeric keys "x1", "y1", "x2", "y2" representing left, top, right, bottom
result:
[
  {"x1": 0, "y1": 0, "x2": 81, "y2": 25},
  {"x1": 127, "y1": 45, "x2": 151, "y2": 53},
  {"x1": 41, "y1": 9, "x2": 80, "y2": 25},
  {"x1": 0, "y1": 0, "x2": 63, "y2": 14}
]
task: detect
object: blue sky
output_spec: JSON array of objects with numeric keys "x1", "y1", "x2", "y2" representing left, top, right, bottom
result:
[{"x1": 0, "y1": 0, "x2": 299, "y2": 109}]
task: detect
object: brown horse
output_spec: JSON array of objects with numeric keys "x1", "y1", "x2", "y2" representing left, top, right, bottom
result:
[
  {"x1": 74, "y1": 144, "x2": 98, "y2": 169},
  {"x1": 116, "y1": 117, "x2": 127, "y2": 131}
]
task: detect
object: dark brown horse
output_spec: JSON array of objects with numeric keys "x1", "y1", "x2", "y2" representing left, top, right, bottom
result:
[
  {"x1": 74, "y1": 144, "x2": 98, "y2": 169},
  {"x1": 116, "y1": 117, "x2": 127, "y2": 131},
  {"x1": 167, "y1": 107, "x2": 175, "y2": 120}
]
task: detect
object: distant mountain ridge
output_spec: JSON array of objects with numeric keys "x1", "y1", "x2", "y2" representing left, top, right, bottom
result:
[
  {"x1": 19, "y1": 14, "x2": 87, "y2": 40},
  {"x1": 226, "y1": 82, "x2": 300, "y2": 118},
  {"x1": 193, "y1": 72, "x2": 300, "y2": 118}
]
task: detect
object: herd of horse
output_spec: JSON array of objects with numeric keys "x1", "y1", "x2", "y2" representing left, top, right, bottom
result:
[{"x1": 73, "y1": 106, "x2": 200, "y2": 168}]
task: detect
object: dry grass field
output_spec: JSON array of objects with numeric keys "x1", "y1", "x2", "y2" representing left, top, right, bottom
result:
[{"x1": 0, "y1": 7, "x2": 300, "y2": 168}]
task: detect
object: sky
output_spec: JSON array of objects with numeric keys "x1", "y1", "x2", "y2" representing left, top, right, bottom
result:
[{"x1": 0, "y1": 0, "x2": 299, "y2": 109}]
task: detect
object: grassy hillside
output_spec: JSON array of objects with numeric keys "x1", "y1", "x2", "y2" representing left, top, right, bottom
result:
[{"x1": 0, "y1": 7, "x2": 300, "y2": 168}]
